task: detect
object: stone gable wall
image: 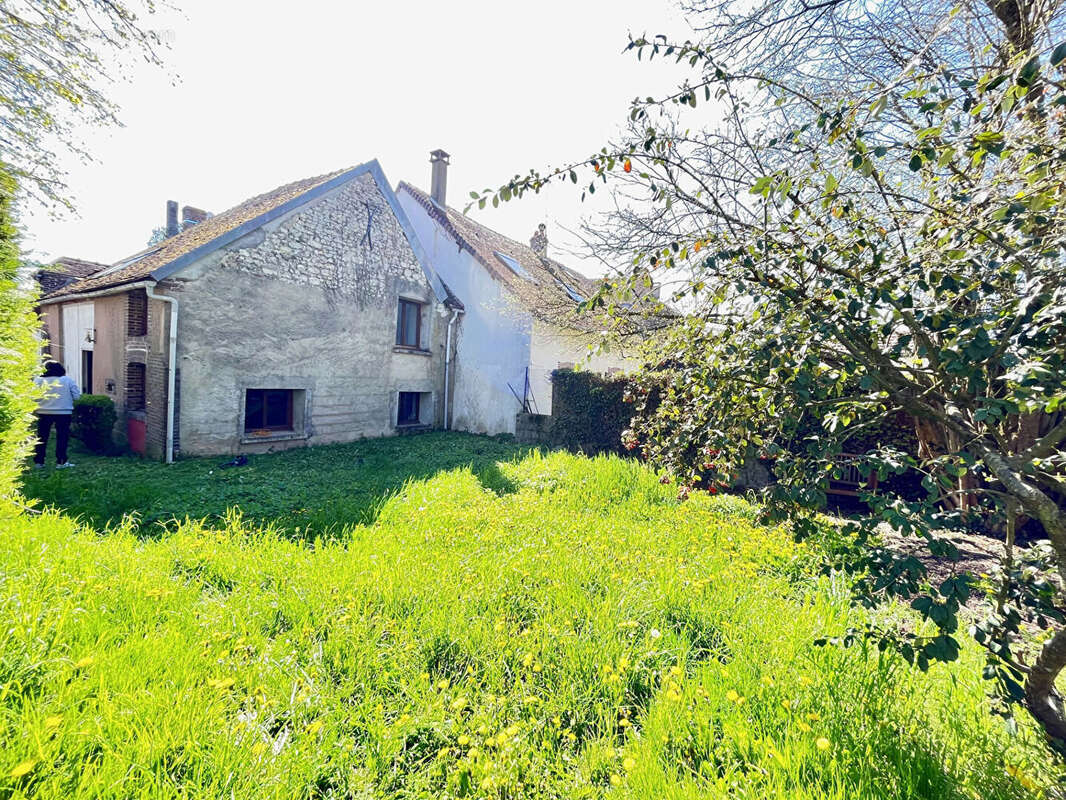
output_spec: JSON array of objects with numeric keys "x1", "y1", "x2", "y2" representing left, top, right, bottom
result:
[
  {"x1": 214, "y1": 173, "x2": 426, "y2": 307},
  {"x1": 161, "y1": 172, "x2": 446, "y2": 457}
]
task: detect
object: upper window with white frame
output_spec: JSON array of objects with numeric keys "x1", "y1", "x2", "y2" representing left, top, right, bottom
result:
[{"x1": 396, "y1": 298, "x2": 423, "y2": 349}]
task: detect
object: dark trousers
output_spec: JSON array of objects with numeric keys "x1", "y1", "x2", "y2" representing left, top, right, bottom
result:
[{"x1": 34, "y1": 413, "x2": 72, "y2": 465}]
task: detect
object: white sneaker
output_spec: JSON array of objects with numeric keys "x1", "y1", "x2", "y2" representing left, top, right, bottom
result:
[
  {"x1": 56, "y1": 462, "x2": 76, "y2": 469},
  {"x1": 33, "y1": 463, "x2": 45, "y2": 470}
]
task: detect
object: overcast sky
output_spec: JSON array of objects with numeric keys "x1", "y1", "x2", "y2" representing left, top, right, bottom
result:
[{"x1": 22, "y1": 0, "x2": 691, "y2": 277}]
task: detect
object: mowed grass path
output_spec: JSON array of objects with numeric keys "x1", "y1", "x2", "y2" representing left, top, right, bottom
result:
[{"x1": 2, "y1": 438, "x2": 1054, "y2": 798}]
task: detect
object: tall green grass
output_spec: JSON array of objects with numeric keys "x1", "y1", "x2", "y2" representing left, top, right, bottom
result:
[{"x1": 1, "y1": 447, "x2": 1055, "y2": 798}]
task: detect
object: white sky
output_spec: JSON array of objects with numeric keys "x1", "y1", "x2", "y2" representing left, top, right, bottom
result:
[{"x1": 23, "y1": 0, "x2": 692, "y2": 278}]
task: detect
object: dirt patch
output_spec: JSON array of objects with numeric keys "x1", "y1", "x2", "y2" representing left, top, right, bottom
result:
[{"x1": 876, "y1": 525, "x2": 1003, "y2": 589}]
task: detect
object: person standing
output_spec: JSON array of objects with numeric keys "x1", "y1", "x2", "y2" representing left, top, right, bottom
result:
[{"x1": 33, "y1": 361, "x2": 81, "y2": 469}]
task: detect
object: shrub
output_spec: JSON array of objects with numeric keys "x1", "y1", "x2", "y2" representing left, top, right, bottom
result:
[
  {"x1": 549, "y1": 369, "x2": 632, "y2": 455},
  {"x1": 73, "y1": 395, "x2": 117, "y2": 454},
  {"x1": 0, "y1": 164, "x2": 40, "y2": 502}
]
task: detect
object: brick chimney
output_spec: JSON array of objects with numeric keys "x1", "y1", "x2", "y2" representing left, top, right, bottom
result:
[
  {"x1": 430, "y1": 149, "x2": 450, "y2": 206},
  {"x1": 181, "y1": 205, "x2": 209, "y2": 230},
  {"x1": 530, "y1": 223, "x2": 548, "y2": 258},
  {"x1": 165, "y1": 200, "x2": 179, "y2": 238}
]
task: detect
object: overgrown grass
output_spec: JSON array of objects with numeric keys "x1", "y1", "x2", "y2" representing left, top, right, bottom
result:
[
  {"x1": 2, "y1": 440, "x2": 1057, "y2": 798},
  {"x1": 20, "y1": 432, "x2": 531, "y2": 536}
]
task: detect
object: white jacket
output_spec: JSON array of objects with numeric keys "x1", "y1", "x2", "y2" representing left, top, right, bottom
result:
[{"x1": 35, "y1": 375, "x2": 81, "y2": 414}]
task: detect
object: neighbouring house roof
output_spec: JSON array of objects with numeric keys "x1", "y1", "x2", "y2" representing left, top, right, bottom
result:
[
  {"x1": 397, "y1": 181, "x2": 606, "y2": 328},
  {"x1": 41, "y1": 160, "x2": 452, "y2": 306},
  {"x1": 35, "y1": 256, "x2": 109, "y2": 295}
]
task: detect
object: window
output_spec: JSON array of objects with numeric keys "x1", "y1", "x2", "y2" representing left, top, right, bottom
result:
[
  {"x1": 397, "y1": 391, "x2": 421, "y2": 426},
  {"x1": 244, "y1": 389, "x2": 294, "y2": 432},
  {"x1": 126, "y1": 363, "x2": 146, "y2": 411},
  {"x1": 396, "y1": 299, "x2": 422, "y2": 349},
  {"x1": 494, "y1": 251, "x2": 539, "y2": 284},
  {"x1": 81, "y1": 351, "x2": 94, "y2": 394},
  {"x1": 127, "y1": 289, "x2": 148, "y2": 336}
]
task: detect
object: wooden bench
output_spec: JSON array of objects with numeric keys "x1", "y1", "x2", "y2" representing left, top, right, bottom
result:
[{"x1": 825, "y1": 454, "x2": 879, "y2": 497}]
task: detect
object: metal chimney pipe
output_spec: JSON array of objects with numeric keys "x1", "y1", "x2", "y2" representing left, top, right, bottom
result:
[
  {"x1": 165, "y1": 200, "x2": 179, "y2": 238},
  {"x1": 430, "y1": 149, "x2": 450, "y2": 206}
]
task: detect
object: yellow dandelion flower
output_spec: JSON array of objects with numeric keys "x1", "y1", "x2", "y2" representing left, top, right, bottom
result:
[
  {"x1": 306, "y1": 720, "x2": 323, "y2": 735},
  {"x1": 815, "y1": 737, "x2": 831, "y2": 752},
  {"x1": 761, "y1": 676, "x2": 774, "y2": 687},
  {"x1": 8, "y1": 760, "x2": 36, "y2": 779},
  {"x1": 457, "y1": 734, "x2": 471, "y2": 746},
  {"x1": 669, "y1": 665, "x2": 684, "y2": 678},
  {"x1": 781, "y1": 700, "x2": 791, "y2": 710},
  {"x1": 609, "y1": 774, "x2": 623, "y2": 787},
  {"x1": 450, "y1": 697, "x2": 469, "y2": 711},
  {"x1": 505, "y1": 724, "x2": 519, "y2": 737},
  {"x1": 623, "y1": 756, "x2": 637, "y2": 771},
  {"x1": 74, "y1": 656, "x2": 94, "y2": 669},
  {"x1": 44, "y1": 715, "x2": 62, "y2": 730},
  {"x1": 436, "y1": 678, "x2": 450, "y2": 690},
  {"x1": 726, "y1": 689, "x2": 740, "y2": 703}
]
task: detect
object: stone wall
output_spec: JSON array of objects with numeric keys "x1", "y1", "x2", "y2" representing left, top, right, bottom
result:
[
  {"x1": 161, "y1": 171, "x2": 446, "y2": 457},
  {"x1": 515, "y1": 413, "x2": 554, "y2": 445}
]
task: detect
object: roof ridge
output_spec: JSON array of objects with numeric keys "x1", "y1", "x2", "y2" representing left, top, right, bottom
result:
[{"x1": 45, "y1": 166, "x2": 362, "y2": 300}]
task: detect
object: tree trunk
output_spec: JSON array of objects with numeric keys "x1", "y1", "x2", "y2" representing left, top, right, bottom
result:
[
  {"x1": 1026, "y1": 627, "x2": 1066, "y2": 757},
  {"x1": 980, "y1": 446, "x2": 1066, "y2": 754}
]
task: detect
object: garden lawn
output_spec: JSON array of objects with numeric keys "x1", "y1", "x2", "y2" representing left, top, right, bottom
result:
[
  {"x1": 1, "y1": 440, "x2": 1056, "y2": 798},
  {"x1": 20, "y1": 432, "x2": 531, "y2": 537}
]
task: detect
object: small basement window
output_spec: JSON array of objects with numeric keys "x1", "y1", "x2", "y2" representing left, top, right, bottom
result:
[
  {"x1": 397, "y1": 391, "x2": 432, "y2": 427},
  {"x1": 396, "y1": 298, "x2": 423, "y2": 349},
  {"x1": 244, "y1": 389, "x2": 294, "y2": 433},
  {"x1": 397, "y1": 391, "x2": 420, "y2": 426},
  {"x1": 127, "y1": 289, "x2": 148, "y2": 336},
  {"x1": 125, "y1": 363, "x2": 146, "y2": 411}
]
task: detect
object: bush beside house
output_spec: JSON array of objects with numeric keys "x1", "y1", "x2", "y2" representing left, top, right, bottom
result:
[{"x1": 73, "y1": 395, "x2": 117, "y2": 454}]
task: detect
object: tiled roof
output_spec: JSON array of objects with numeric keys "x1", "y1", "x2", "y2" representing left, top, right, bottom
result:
[
  {"x1": 397, "y1": 182, "x2": 604, "y2": 327},
  {"x1": 36, "y1": 256, "x2": 110, "y2": 295},
  {"x1": 43, "y1": 168, "x2": 355, "y2": 300},
  {"x1": 48, "y1": 256, "x2": 109, "y2": 278}
]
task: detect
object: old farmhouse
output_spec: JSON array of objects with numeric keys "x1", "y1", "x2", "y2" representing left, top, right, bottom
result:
[{"x1": 38, "y1": 153, "x2": 634, "y2": 459}]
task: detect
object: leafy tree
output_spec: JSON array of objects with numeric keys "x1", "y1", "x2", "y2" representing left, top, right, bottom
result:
[
  {"x1": 475, "y1": 18, "x2": 1066, "y2": 757},
  {"x1": 0, "y1": 164, "x2": 40, "y2": 503},
  {"x1": 0, "y1": 0, "x2": 166, "y2": 207}
]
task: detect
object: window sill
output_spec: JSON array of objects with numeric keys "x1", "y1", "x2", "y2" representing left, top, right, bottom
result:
[
  {"x1": 395, "y1": 423, "x2": 433, "y2": 433},
  {"x1": 241, "y1": 429, "x2": 309, "y2": 444},
  {"x1": 393, "y1": 346, "x2": 432, "y2": 357}
]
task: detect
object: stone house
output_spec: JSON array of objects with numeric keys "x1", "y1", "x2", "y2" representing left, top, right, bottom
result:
[
  {"x1": 397, "y1": 151, "x2": 636, "y2": 435},
  {"x1": 39, "y1": 160, "x2": 459, "y2": 460}
]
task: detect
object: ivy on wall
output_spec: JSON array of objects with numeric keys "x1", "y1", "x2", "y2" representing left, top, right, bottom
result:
[{"x1": 547, "y1": 369, "x2": 633, "y2": 456}]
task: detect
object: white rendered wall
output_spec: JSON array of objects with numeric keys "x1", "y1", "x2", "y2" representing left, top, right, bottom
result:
[
  {"x1": 399, "y1": 192, "x2": 532, "y2": 434},
  {"x1": 528, "y1": 320, "x2": 637, "y2": 416}
]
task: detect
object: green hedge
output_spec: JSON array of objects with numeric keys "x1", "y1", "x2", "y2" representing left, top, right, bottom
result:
[
  {"x1": 0, "y1": 165, "x2": 41, "y2": 501},
  {"x1": 73, "y1": 395, "x2": 117, "y2": 454},
  {"x1": 548, "y1": 369, "x2": 633, "y2": 455}
]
